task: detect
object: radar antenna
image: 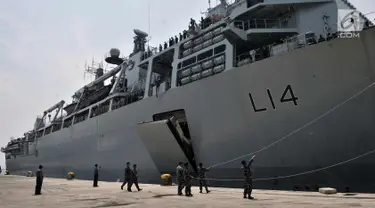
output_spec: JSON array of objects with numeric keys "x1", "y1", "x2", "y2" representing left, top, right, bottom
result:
[
  {"x1": 84, "y1": 58, "x2": 107, "y2": 82},
  {"x1": 147, "y1": 0, "x2": 151, "y2": 48}
]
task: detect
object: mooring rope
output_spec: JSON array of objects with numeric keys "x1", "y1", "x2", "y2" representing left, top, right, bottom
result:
[
  {"x1": 207, "y1": 81, "x2": 375, "y2": 169},
  {"x1": 195, "y1": 147, "x2": 375, "y2": 182}
]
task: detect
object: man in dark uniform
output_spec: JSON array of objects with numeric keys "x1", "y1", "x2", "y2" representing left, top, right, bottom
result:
[
  {"x1": 171, "y1": 37, "x2": 175, "y2": 45},
  {"x1": 93, "y1": 164, "x2": 99, "y2": 187},
  {"x1": 183, "y1": 162, "x2": 193, "y2": 197},
  {"x1": 176, "y1": 162, "x2": 185, "y2": 195},
  {"x1": 35, "y1": 165, "x2": 44, "y2": 195},
  {"x1": 241, "y1": 155, "x2": 256, "y2": 199},
  {"x1": 197, "y1": 163, "x2": 211, "y2": 193},
  {"x1": 132, "y1": 164, "x2": 142, "y2": 191},
  {"x1": 121, "y1": 162, "x2": 133, "y2": 192}
]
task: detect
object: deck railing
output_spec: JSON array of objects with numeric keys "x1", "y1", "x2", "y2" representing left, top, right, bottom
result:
[
  {"x1": 236, "y1": 32, "x2": 319, "y2": 67},
  {"x1": 234, "y1": 17, "x2": 296, "y2": 30}
]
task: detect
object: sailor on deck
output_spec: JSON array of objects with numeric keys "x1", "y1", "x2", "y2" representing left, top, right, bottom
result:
[
  {"x1": 241, "y1": 155, "x2": 256, "y2": 199},
  {"x1": 249, "y1": 50, "x2": 256, "y2": 62}
]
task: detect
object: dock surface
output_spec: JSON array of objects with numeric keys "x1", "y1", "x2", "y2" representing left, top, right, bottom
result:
[{"x1": 1, "y1": 175, "x2": 375, "y2": 208}]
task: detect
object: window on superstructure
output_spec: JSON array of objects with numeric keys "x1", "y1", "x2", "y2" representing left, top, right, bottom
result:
[
  {"x1": 214, "y1": 45, "x2": 226, "y2": 54},
  {"x1": 90, "y1": 106, "x2": 99, "y2": 118},
  {"x1": 182, "y1": 57, "x2": 196, "y2": 68},
  {"x1": 36, "y1": 130, "x2": 44, "y2": 138},
  {"x1": 73, "y1": 109, "x2": 89, "y2": 124},
  {"x1": 27, "y1": 132, "x2": 36, "y2": 141},
  {"x1": 112, "y1": 96, "x2": 126, "y2": 110},
  {"x1": 44, "y1": 126, "x2": 52, "y2": 136},
  {"x1": 52, "y1": 123, "x2": 62, "y2": 132},
  {"x1": 98, "y1": 100, "x2": 110, "y2": 116},
  {"x1": 91, "y1": 100, "x2": 110, "y2": 118},
  {"x1": 197, "y1": 49, "x2": 213, "y2": 62},
  {"x1": 63, "y1": 117, "x2": 73, "y2": 128}
]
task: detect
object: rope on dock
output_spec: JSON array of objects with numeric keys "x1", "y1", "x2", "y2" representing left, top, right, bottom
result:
[{"x1": 196, "y1": 147, "x2": 375, "y2": 181}]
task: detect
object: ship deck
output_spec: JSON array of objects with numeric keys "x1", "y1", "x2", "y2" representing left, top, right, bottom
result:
[{"x1": 1, "y1": 175, "x2": 375, "y2": 207}]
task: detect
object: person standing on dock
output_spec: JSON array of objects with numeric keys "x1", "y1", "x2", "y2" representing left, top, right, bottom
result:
[
  {"x1": 121, "y1": 162, "x2": 133, "y2": 192},
  {"x1": 241, "y1": 155, "x2": 256, "y2": 199},
  {"x1": 93, "y1": 164, "x2": 100, "y2": 187},
  {"x1": 183, "y1": 162, "x2": 193, "y2": 197},
  {"x1": 35, "y1": 165, "x2": 44, "y2": 195},
  {"x1": 198, "y1": 163, "x2": 211, "y2": 193},
  {"x1": 176, "y1": 162, "x2": 185, "y2": 195},
  {"x1": 131, "y1": 164, "x2": 142, "y2": 191}
]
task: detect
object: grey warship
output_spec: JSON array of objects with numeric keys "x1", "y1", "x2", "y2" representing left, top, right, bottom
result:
[{"x1": 2, "y1": 0, "x2": 375, "y2": 192}]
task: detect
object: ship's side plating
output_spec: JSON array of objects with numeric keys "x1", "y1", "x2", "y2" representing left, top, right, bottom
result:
[{"x1": 6, "y1": 27, "x2": 375, "y2": 191}]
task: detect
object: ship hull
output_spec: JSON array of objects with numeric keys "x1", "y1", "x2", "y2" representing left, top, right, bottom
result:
[{"x1": 6, "y1": 28, "x2": 375, "y2": 192}]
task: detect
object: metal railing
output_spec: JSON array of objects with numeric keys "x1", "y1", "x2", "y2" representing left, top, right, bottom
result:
[
  {"x1": 234, "y1": 18, "x2": 296, "y2": 30},
  {"x1": 236, "y1": 32, "x2": 319, "y2": 67},
  {"x1": 129, "y1": 78, "x2": 146, "y2": 92},
  {"x1": 111, "y1": 90, "x2": 145, "y2": 110},
  {"x1": 245, "y1": 18, "x2": 296, "y2": 29}
]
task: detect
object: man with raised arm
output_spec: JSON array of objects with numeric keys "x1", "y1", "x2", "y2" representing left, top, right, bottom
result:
[
  {"x1": 241, "y1": 155, "x2": 256, "y2": 199},
  {"x1": 197, "y1": 162, "x2": 211, "y2": 193}
]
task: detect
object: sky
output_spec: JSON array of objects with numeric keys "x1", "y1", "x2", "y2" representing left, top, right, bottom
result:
[{"x1": 0, "y1": 0, "x2": 374, "y2": 169}]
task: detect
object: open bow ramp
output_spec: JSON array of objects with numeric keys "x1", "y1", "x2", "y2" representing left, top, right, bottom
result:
[{"x1": 136, "y1": 119, "x2": 197, "y2": 173}]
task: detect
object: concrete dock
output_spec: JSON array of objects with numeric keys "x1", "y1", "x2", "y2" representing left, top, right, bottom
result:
[{"x1": 1, "y1": 175, "x2": 375, "y2": 208}]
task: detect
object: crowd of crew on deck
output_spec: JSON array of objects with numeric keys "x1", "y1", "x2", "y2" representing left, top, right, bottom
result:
[{"x1": 141, "y1": 15, "x2": 220, "y2": 61}]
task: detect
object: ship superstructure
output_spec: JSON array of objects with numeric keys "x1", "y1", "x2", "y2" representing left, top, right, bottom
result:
[{"x1": 2, "y1": 0, "x2": 375, "y2": 192}]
